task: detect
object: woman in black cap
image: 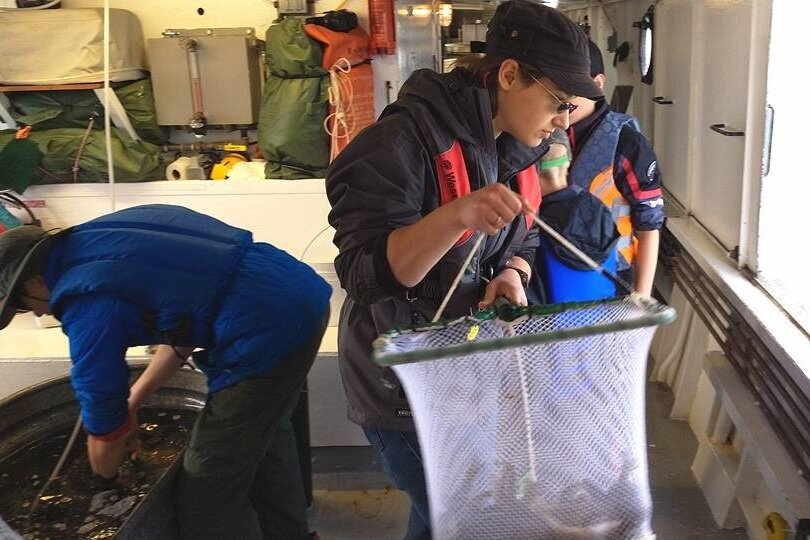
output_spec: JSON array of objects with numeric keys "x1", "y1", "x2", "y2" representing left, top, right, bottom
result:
[{"x1": 326, "y1": 1, "x2": 602, "y2": 537}]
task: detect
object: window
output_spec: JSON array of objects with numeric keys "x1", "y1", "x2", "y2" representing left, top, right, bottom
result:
[
  {"x1": 638, "y1": 5, "x2": 654, "y2": 85},
  {"x1": 756, "y1": 1, "x2": 810, "y2": 332}
]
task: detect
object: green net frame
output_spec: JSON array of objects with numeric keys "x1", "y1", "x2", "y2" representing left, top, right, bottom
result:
[{"x1": 374, "y1": 297, "x2": 676, "y2": 366}]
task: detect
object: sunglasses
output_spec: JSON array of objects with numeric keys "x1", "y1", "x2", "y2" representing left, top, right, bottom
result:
[{"x1": 525, "y1": 72, "x2": 578, "y2": 115}]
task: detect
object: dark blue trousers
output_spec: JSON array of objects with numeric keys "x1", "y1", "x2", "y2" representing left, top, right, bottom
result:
[{"x1": 362, "y1": 426, "x2": 431, "y2": 540}]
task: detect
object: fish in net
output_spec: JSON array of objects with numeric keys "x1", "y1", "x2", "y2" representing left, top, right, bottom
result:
[{"x1": 373, "y1": 298, "x2": 676, "y2": 539}]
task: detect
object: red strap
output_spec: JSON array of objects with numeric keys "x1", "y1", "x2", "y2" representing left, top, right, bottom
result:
[
  {"x1": 516, "y1": 165, "x2": 542, "y2": 229},
  {"x1": 435, "y1": 140, "x2": 473, "y2": 246},
  {"x1": 620, "y1": 156, "x2": 662, "y2": 200}
]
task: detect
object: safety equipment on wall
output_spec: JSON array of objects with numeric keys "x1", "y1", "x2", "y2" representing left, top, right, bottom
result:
[
  {"x1": 304, "y1": 23, "x2": 374, "y2": 161},
  {"x1": 368, "y1": 0, "x2": 395, "y2": 55},
  {"x1": 258, "y1": 18, "x2": 330, "y2": 179}
]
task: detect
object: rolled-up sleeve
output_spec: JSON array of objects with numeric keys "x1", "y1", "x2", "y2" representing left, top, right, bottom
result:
[
  {"x1": 614, "y1": 128, "x2": 666, "y2": 232},
  {"x1": 326, "y1": 120, "x2": 432, "y2": 305}
]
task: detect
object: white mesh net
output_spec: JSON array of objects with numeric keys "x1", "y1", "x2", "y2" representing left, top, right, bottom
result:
[{"x1": 374, "y1": 299, "x2": 675, "y2": 540}]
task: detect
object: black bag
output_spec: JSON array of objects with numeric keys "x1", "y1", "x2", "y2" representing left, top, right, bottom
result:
[{"x1": 305, "y1": 10, "x2": 358, "y2": 33}]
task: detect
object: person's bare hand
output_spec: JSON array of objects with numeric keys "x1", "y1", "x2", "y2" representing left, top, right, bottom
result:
[
  {"x1": 479, "y1": 269, "x2": 527, "y2": 309},
  {"x1": 455, "y1": 184, "x2": 527, "y2": 236}
]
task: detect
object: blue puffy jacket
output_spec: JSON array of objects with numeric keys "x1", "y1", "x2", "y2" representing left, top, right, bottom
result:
[{"x1": 45, "y1": 204, "x2": 331, "y2": 435}]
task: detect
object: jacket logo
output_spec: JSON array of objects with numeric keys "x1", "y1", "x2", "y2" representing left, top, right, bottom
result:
[
  {"x1": 395, "y1": 408, "x2": 413, "y2": 418},
  {"x1": 646, "y1": 160, "x2": 658, "y2": 181},
  {"x1": 441, "y1": 159, "x2": 461, "y2": 199}
]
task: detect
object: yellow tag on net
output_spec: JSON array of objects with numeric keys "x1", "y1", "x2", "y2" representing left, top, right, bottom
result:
[{"x1": 467, "y1": 325, "x2": 480, "y2": 341}]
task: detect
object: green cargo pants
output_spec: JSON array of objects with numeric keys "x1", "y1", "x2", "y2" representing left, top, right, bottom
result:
[{"x1": 175, "y1": 312, "x2": 328, "y2": 540}]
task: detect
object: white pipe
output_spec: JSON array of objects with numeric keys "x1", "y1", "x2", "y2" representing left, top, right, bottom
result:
[
  {"x1": 103, "y1": 0, "x2": 115, "y2": 211},
  {"x1": 652, "y1": 304, "x2": 692, "y2": 383},
  {"x1": 737, "y1": 0, "x2": 772, "y2": 272},
  {"x1": 661, "y1": 308, "x2": 693, "y2": 386}
]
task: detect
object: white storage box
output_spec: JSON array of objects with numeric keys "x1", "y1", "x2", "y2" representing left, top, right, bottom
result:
[{"x1": 0, "y1": 8, "x2": 146, "y2": 85}]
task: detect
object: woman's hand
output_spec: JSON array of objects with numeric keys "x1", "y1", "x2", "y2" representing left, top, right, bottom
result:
[
  {"x1": 455, "y1": 183, "x2": 527, "y2": 236},
  {"x1": 479, "y1": 268, "x2": 527, "y2": 309}
]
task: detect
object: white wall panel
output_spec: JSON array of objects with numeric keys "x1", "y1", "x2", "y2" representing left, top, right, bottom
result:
[
  {"x1": 691, "y1": 0, "x2": 752, "y2": 251},
  {"x1": 653, "y1": 0, "x2": 693, "y2": 207}
]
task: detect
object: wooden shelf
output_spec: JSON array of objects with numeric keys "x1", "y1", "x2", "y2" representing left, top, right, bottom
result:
[{"x1": 0, "y1": 83, "x2": 106, "y2": 93}]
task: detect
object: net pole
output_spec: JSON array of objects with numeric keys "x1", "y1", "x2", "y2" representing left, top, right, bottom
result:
[
  {"x1": 432, "y1": 233, "x2": 485, "y2": 323},
  {"x1": 531, "y1": 214, "x2": 634, "y2": 295}
]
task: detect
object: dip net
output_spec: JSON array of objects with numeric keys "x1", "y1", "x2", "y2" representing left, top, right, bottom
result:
[{"x1": 373, "y1": 297, "x2": 675, "y2": 539}]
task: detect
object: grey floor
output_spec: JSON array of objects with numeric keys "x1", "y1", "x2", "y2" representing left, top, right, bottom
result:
[
  {"x1": 308, "y1": 382, "x2": 749, "y2": 539},
  {"x1": 645, "y1": 382, "x2": 747, "y2": 540}
]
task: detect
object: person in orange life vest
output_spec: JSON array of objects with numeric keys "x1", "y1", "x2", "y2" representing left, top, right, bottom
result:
[
  {"x1": 527, "y1": 130, "x2": 620, "y2": 304},
  {"x1": 326, "y1": 2, "x2": 602, "y2": 538},
  {"x1": 566, "y1": 40, "x2": 665, "y2": 297}
]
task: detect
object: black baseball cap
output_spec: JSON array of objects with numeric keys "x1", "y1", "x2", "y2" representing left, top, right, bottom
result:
[
  {"x1": 0, "y1": 225, "x2": 56, "y2": 330},
  {"x1": 588, "y1": 39, "x2": 605, "y2": 77},
  {"x1": 486, "y1": 0, "x2": 603, "y2": 100}
]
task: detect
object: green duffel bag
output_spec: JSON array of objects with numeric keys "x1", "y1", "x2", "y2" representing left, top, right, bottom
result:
[
  {"x1": 258, "y1": 18, "x2": 330, "y2": 179},
  {"x1": 0, "y1": 127, "x2": 165, "y2": 187},
  {"x1": 8, "y1": 79, "x2": 168, "y2": 145}
]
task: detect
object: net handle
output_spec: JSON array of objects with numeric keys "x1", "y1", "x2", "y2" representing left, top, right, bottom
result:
[
  {"x1": 432, "y1": 233, "x2": 485, "y2": 323},
  {"x1": 531, "y1": 214, "x2": 634, "y2": 295}
]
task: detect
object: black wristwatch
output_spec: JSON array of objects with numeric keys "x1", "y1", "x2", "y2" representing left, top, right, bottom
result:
[{"x1": 501, "y1": 264, "x2": 529, "y2": 287}]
